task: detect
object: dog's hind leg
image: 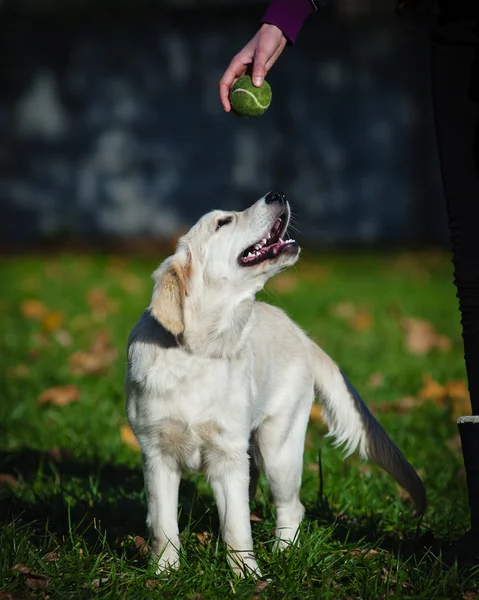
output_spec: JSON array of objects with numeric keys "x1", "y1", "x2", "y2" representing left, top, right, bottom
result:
[{"x1": 256, "y1": 401, "x2": 311, "y2": 550}]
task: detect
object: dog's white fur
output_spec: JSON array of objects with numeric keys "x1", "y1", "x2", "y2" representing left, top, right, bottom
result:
[{"x1": 125, "y1": 194, "x2": 425, "y2": 577}]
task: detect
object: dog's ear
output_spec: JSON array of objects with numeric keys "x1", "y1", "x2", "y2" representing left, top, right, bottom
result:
[{"x1": 150, "y1": 254, "x2": 191, "y2": 336}]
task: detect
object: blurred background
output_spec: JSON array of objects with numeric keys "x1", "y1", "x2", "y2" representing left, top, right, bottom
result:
[{"x1": 0, "y1": 0, "x2": 447, "y2": 251}]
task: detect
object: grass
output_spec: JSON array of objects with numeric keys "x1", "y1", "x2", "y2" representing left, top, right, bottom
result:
[{"x1": 1, "y1": 248, "x2": 478, "y2": 599}]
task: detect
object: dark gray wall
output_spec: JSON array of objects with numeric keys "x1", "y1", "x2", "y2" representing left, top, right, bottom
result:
[{"x1": 0, "y1": 3, "x2": 447, "y2": 249}]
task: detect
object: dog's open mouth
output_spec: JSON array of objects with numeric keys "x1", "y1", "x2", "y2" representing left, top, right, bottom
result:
[{"x1": 239, "y1": 211, "x2": 297, "y2": 267}]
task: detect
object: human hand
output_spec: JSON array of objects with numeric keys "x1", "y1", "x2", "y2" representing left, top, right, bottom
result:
[{"x1": 219, "y1": 24, "x2": 287, "y2": 112}]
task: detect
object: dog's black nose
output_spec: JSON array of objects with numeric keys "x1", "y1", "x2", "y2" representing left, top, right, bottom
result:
[{"x1": 264, "y1": 191, "x2": 286, "y2": 205}]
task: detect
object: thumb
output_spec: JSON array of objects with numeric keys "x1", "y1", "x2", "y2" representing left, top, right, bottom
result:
[{"x1": 252, "y1": 49, "x2": 269, "y2": 87}]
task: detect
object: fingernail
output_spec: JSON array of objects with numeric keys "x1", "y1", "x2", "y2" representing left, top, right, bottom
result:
[{"x1": 253, "y1": 76, "x2": 262, "y2": 86}]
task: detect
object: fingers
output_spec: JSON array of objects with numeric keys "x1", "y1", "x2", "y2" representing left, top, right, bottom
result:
[{"x1": 219, "y1": 58, "x2": 248, "y2": 112}]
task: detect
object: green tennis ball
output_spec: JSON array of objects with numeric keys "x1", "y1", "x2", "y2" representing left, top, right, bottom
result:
[{"x1": 230, "y1": 75, "x2": 272, "y2": 117}]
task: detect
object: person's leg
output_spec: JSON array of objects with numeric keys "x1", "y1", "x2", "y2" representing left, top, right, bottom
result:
[{"x1": 430, "y1": 14, "x2": 479, "y2": 555}]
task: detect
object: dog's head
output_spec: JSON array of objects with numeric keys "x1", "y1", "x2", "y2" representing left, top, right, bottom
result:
[{"x1": 150, "y1": 192, "x2": 300, "y2": 336}]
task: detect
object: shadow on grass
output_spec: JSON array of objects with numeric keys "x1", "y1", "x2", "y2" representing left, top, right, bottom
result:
[
  {"x1": 0, "y1": 448, "x2": 220, "y2": 552},
  {"x1": 0, "y1": 447, "x2": 446, "y2": 565}
]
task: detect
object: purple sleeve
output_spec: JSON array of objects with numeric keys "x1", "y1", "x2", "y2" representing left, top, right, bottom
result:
[{"x1": 260, "y1": 0, "x2": 315, "y2": 44}]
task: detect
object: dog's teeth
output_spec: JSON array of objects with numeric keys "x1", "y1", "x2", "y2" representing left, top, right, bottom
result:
[
  {"x1": 254, "y1": 243, "x2": 262, "y2": 250},
  {"x1": 261, "y1": 238, "x2": 267, "y2": 245}
]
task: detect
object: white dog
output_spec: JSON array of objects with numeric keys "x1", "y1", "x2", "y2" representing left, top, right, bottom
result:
[{"x1": 125, "y1": 192, "x2": 426, "y2": 577}]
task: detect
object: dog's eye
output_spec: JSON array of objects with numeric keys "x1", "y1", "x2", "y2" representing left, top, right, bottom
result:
[{"x1": 216, "y1": 217, "x2": 233, "y2": 231}]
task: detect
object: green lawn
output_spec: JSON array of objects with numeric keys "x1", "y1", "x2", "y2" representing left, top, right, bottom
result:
[{"x1": 1, "y1": 250, "x2": 478, "y2": 599}]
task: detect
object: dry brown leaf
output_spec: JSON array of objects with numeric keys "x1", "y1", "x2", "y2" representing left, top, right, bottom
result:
[
  {"x1": 42, "y1": 312, "x2": 63, "y2": 332},
  {"x1": 69, "y1": 330, "x2": 118, "y2": 376},
  {"x1": 267, "y1": 273, "x2": 298, "y2": 293},
  {"x1": 351, "y1": 309, "x2": 373, "y2": 331},
  {"x1": 20, "y1": 299, "x2": 47, "y2": 320},
  {"x1": 331, "y1": 301, "x2": 356, "y2": 320},
  {"x1": 54, "y1": 330, "x2": 73, "y2": 347},
  {"x1": 145, "y1": 580, "x2": 159, "y2": 590},
  {"x1": 196, "y1": 531, "x2": 211, "y2": 545},
  {"x1": 0, "y1": 474, "x2": 18, "y2": 487},
  {"x1": 253, "y1": 580, "x2": 270, "y2": 598},
  {"x1": 86, "y1": 287, "x2": 116, "y2": 319},
  {"x1": 309, "y1": 404, "x2": 324, "y2": 424},
  {"x1": 367, "y1": 372, "x2": 384, "y2": 390},
  {"x1": 418, "y1": 375, "x2": 446, "y2": 405},
  {"x1": 249, "y1": 512, "x2": 264, "y2": 523},
  {"x1": 12, "y1": 565, "x2": 31, "y2": 574},
  {"x1": 401, "y1": 317, "x2": 452, "y2": 356},
  {"x1": 121, "y1": 425, "x2": 140, "y2": 451},
  {"x1": 8, "y1": 364, "x2": 29, "y2": 378},
  {"x1": 350, "y1": 548, "x2": 379, "y2": 557},
  {"x1": 463, "y1": 590, "x2": 478, "y2": 600},
  {"x1": 38, "y1": 385, "x2": 81, "y2": 407},
  {"x1": 25, "y1": 574, "x2": 49, "y2": 590},
  {"x1": 373, "y1": 396, "x2": 417, "y2": 414},
  {"x1": 135, "y1": 536, "x2": 151, "y2": 556},
  {"x1": 118, "y1": 273, "x2": 143, "y2": 294},
  {"x1": 306, "y1": 463, "x2": 319, "y2": 472},
  {"x1": 43, "y1": 552, "x2": 60, "y2": 563}
]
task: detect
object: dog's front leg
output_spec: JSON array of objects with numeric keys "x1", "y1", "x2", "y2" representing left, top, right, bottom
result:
[
  {"x1": 143, "y1": 451, "x2": 182, "y2": 573},
  {"x1": 209, "y1": 460, "x2": 260, "y2": 578}
]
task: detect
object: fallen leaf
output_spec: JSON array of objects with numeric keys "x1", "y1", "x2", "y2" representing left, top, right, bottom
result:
[
  {"x1": 372, "y1": 396, "x2": 417, "y2": 414},
  {"x1": 135, "y1": 536, "x2": 151, "y2": 556},
  {"x1": 418, "y1": 375, "x2": 446, "y2": 405},
  {"x1": 0, "y1": 474, "x2": 18, "y2": 487},
  {"x1": 69, "y1": 330, "x2": 118, "y2": 376},
  {"x1": 330, "y1": 302, "x2": 372, "y2": 332},
  {"x1": 121, "y1": 425, "x2": 140, "y2": 451},
  {"x1": 20, "y1": 300, "x2": 47, "y2": 320},
  {"x1": 463, "y1": 590, "x2": 478, "y2": 600},
  {"x1": 38, "y1": 385, "x2": 81, "y2": 407},
  {"x1": 12, "y1": 565, "x2": 30, "y2": 574},
  {"x1": 401, "y1": 317, "x2": 452, "y2": 355},
  {"x1": 43, "y1": 552, "x2": 60, "y2": 563},
  {"x1": 309, "y1": 404, "x2": 324, "y2": 424},
  {"x1": 42, "y1": 312, "x2": 63, "y2": 332},
  {"x1": 145, "y1": 580, "x2": 159, "y2": 590},
  {"x1": 267, "y1": 273, "x2": 298, "y2": 293},
  {"x1": 350, "y1": 548, "x2": 379, "y2": 557},
  {"x1": 8, "y1": 364, "x2": 29, "y2": 378},
  {"x1": 54, "y1": 330, "x2": 73, "y2": 347},
  {"x1": 367, "y1": 372, "x2": 383, "y2": 390},
  {"x1": 91, "y1": 578, "x2": 109, "y2": 589},
  {"x1": 118, "y1": 273, "x2": 144, "y2": 294},
  {"x1": 351, "y1": 309, "x2": 372, "y2": 331},
  {"x1": 196, "y1": 532, "x2": 210, "y2": 545},
  {"x1": 26, "y1": 573, "x2": 49, "y2": 590},
  {"x1": 86, "y1": 287, "x2": 116, "y2": 319},
  {"x1": 331, "y1": 301, "x2": 356, "y2": 320},
  {"x1": 253, "y1": 580, "x2": 270, "y2": 598},
  {"x1": 249, "y1": 512, "x2": 264, "y2": 523},
  {"x1": 306, "y1": 463, "x2": 319, "y2": 472}
]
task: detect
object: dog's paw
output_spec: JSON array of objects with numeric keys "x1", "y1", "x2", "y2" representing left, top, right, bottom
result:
[
  {"x1": 228, "y1": 552, "x2": 262, "y2": 579},
  {"x1": 152, "y1": 545, "x2": 180, "y2": 574}
]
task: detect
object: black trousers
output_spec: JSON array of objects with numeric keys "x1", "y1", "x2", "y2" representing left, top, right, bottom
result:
[{"x1": 430, "y1": 15, "x2": 479, "y2": 416}]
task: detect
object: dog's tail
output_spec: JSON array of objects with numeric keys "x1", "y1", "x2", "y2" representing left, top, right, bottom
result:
[{"x1": 310, "y1": 341, "x2": 426, "y2": 516}]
